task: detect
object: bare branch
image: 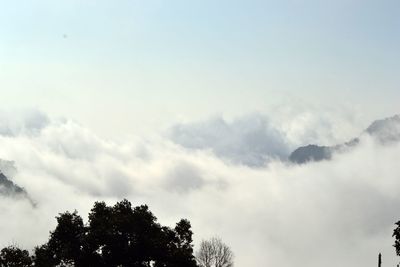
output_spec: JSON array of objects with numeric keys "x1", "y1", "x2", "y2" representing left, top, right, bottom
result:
[{"x1": 196, "y1": 237, "x2": 234, "y2": 267}]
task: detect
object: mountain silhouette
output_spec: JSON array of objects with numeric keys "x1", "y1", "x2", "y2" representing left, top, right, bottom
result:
[
  {"x1": 0, "y1": 172, "x2": 27, "y2": 196},
  {"x1": 289, "y1": 114, "x2": 400, "y2": 164},
  {"x1": 0, "y1": 161, "x2": 35, "y2": 205}
]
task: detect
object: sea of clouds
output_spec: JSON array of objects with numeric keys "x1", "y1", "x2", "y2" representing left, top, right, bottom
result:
[{"x1": 0, "y1": 109, "x2": 399, "y2": 267}]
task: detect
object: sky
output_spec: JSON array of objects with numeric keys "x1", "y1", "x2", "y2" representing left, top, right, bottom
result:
[
  {"x1": 0, "y1": 1, "x2": 400, "y2": 266},
  {"x1": 1, "y1": 0, "x2": 400, "y2": 136}
]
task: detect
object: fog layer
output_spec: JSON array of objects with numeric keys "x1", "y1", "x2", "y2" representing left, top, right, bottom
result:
[{"x1": 0, "y1": 111, "x2": 399, "y2": 266}]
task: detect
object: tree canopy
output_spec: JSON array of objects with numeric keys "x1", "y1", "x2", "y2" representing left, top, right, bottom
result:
[
  {"x1": 0, "y1": 246, "x2": 32, "y2": 267},
  {"x1": 393, "y1": 221, "x2": 400, "y2": 257},
  {"x1": 0, "y1": 199, "x2": 198, "y2": 267}
]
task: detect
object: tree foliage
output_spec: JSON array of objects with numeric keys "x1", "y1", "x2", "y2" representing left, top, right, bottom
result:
[
  {"x1": 393, "y1": 221, "x2": 400, "y2": 256},
  {"x1": 0, "y1": 246, "x2": 32, "y2": 267},
  {"x1": 0, "y1": 199, "x2": 199, "y2": 267}
]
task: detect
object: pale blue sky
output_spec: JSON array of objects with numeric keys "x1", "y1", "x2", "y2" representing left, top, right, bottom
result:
[{"x1": 1, "y1": 0, "x2": 399, "y2": 136}]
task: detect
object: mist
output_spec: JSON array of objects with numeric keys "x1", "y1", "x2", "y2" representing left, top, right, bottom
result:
[{"x1": 0, "y1": 110, "x2": 399, "y2": 266}]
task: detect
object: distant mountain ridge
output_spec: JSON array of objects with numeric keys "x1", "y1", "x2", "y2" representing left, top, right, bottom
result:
[
  {"x1": 0, "y1": 172, "x2": 27, "y2": 197},
  {"x1": 365, "y1": 114, "x2": 400, "y2": 143},
  {"x1": 289, "y1": 114, "x2": 400, "y2": 164},
  {"x1": 0, "y1": 160, "x2": 34, "y2": 205}
]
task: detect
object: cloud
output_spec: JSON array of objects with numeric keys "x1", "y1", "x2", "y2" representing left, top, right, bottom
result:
[
  {"x1": 169, "y1": 114, "x2": 291, "y2": 167},
  {"x1": 0, "y1": 159, "x2": 17, "y2": 178},
  {"x1": 0, "y1": 110, "x2": 399, "y2": 266},
  {"x1": 0, "y1": 109, "x2": 49, "y2": 137},
  {"x1": 163, "y1": 161, "x2": 205, "y2": 194}
]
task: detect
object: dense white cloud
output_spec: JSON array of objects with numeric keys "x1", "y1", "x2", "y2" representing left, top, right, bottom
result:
[
  {"x1": 169, "y1": 114, "x2": 291, "y2": 167},
  {"x1": 0, "y1": 109, "x2": 49, "y2": 137},
  {"x1": 0, "y1": 111, "x2": 399, "y2": 266},
  {"x1": 265, "y1": 101, "x2": 367, "y2": 147}
]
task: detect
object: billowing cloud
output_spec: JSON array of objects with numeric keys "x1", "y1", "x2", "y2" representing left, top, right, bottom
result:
[
  {"x1": 163, "y1": 162, "x2": 205, "y2": 194},
  {"x1": 0, "y1": 159, "x2": 17, "y2": 178},
  {"x1": 169, "y1": 114, "x2": 291, "y2": 167},
  {"x1": 0, "y1": 109, "x2": 49, "y2": 137},
  {"x1": 0, "y1": 110, "x2": 399, "y2": 266}
]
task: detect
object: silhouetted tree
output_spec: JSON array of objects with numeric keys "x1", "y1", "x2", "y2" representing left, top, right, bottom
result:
[
  {"x1": 30, "y1": 199, "x2": 198, "y2": 267},
  {"x1": 0, "y1": 245, "x2": 32, "y2": 267},
  {"x1": 45, "y1": 210, "x2": 86, "y2": 266},
  {"x1": 196, "y1": 237, "x2": 234, "y2": 267},
  {"x1": 165, "y1": 219, "x2": 198, "y2": 267},
  {"x1": 32, "y1": 244, "x2": 57, "y2": 267},
  {"x1": 84, "y1": 201, "x2": 113, "y2": 266},
  {"x1": 378, "y1": 253, "x2": 382, "y2": 267},
  {"x1": 394, "y1": 221, "x2": 400, "y2": 256}
]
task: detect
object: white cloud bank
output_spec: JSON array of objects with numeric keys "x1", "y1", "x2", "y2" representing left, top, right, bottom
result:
[
  {"x1": 0, "y1": 110, "x2": 399, "y2": 267},
  {"x1": 169, "y1": 114, "x2": 291, "y2": 167}
]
